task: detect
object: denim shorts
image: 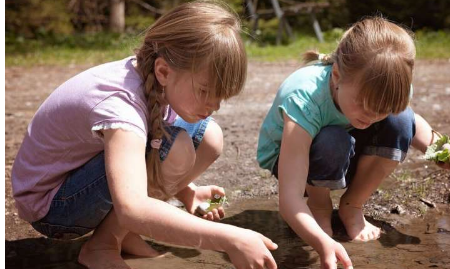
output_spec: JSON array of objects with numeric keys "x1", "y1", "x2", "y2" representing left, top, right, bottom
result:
[
  {"x1": 31, "y1": 117, "x2": 212, "y2": 239},
  {"x1": 272, "y1": 107, "x2": 416, "y2": 190}
]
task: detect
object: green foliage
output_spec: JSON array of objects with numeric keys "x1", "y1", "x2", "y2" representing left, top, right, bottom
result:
[
  {"x1": 345, "y1": 0, "x2": 450, "y2": 31},
  {"x1": 415, "y1": 30, "x2": 450, "y2": 59},
  {"x1": 424, "y1": 135, "x2": 450, "y2": 164},
  {"x1": 6, "y1": 0, "x2": 73, "y2": 38},
  {"x1": 245, "y1": 33, "x2": 337, "y2": 61},
  {"x1": 125, "y1": 15, "x2": 155, "y2": 33},
  {"x1": 6, "y1": 33, "x2": 142, "y2": 66},
  {"x1": 318, "y1": 0, "x2": 350, "y2": 30},
  {"x1": 6, "y1": 29, "x2": 450, "y2": 66},
  {"x1": 246, "y1": 18, "x2": 288, "y2": 45}
]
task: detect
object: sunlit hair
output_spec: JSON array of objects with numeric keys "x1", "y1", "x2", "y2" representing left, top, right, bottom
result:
[
  {"x1": 134, "y1": 1, "x2": 247, "y2": 197},
  {"x1": 302, "y1": 16, "x2": 415, "y2": 115}
]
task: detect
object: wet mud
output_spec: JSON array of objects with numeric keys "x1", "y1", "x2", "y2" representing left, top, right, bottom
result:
[{"x1": 6, "y1": 197, "x2": 450, "y2": 269}]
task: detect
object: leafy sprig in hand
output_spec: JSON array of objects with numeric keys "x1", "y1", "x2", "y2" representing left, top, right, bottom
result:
[
  {"x1": 424, "y1": 134, "x2": 450, "y2": 169},
  {"x1": 196, "y1": 194, "x2": 228, "y2": 216}
]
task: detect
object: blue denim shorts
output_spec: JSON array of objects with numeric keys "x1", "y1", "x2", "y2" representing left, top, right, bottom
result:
[
  {"x1": 272, "y1": 107, "x2": 416, "y2": 190},
  {"x1": 31, "y1": 117, "x2": 212, "y2": 239}
]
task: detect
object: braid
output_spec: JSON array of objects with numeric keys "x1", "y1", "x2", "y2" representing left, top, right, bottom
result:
[
  {"x1": 136, "y1": 43, "x2": 170, "y2": 198},
  {"x1": 302, "y1": 50, "x2": 335, "y2": 65},
  {"x1": 147, "y1": 77, "x2": 168, "y2": 197}
]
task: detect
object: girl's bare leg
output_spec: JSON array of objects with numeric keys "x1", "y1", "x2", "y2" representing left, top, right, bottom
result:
[
  {"x1": 78, "y1": 209, "x2": 162, "y2": 269},
  {"x1": 173, "y1": 120, "x2": 223, "y2": 191},
  {"x1": 306, "y1": 185, "x2": 333, "y2": 236},
  {"x1": 339, "y1": 155, "x2": 398, "y2": 241},
  {"x1": 159, "y1": 120, "x2": 223, "y2": 197},
  {"x1": 121, "y1": 232, "x2": 162, "y2": 257},
  {"x1": 78, "y1": 208, "x2": 130, "y2": 269},
  {"x1": 78, "y1": 121, "x2": 222, "y2": 268}
]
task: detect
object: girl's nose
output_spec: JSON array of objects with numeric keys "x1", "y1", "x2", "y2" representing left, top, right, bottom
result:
[{"x1": 209, "y1": 100, "x2": 220, "y2": 112}]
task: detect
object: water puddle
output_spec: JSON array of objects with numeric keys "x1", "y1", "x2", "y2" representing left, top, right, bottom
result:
[{"x1": 6, "y1": 197, "x2": 450, "y2": 269}]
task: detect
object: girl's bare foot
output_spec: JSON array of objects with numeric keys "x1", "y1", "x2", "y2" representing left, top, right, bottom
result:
[
  {"x1": 78, "y1": 239, "x2": 131, "y2": 269},
  {"x1": 338, "y1": 202, "x2": 381, "y2": 241},
  {"x1": 121, "y1": 232, "x2": 163, "y2": 258}
]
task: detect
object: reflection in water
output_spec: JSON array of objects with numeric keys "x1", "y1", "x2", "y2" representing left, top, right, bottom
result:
[
  {"x1": 6, "y1": 198, "x2": 450, "y2": 269},
  {"x1": 222, "y1": 209, "x2": 318, "y2": 268}
]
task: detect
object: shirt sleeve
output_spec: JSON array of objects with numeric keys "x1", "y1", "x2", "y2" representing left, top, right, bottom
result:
[
  {"x1": 278, "y1": 93, "x2": 322, "y2": 138},
  {"x1": 88, "y1": 93, "x2": 148, "y2": 142}
]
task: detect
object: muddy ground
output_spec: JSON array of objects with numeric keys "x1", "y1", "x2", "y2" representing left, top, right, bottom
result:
[{"x1": 5, "y1": 60, "x2": 450, "y2": 268}]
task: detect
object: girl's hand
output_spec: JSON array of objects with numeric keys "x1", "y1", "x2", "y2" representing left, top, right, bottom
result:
[
  {"x1": 183, "y1": 185, "x2": 226, "y2": 221},
  {"x1": 318, "y1": 239, "x2": 353, "y2": 269},
  {"x1": 225, "y1": 228, "x2": 278, "y2": 269}
]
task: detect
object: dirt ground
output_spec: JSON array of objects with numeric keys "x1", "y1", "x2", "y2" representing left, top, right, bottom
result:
[{"x1": 5, "y1": 59, "x2": 450, "y2": 244}]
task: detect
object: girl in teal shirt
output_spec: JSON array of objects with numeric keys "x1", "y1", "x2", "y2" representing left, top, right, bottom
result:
[{"x1": 258, "y1": 17, "x2": 449, "y2": 269}]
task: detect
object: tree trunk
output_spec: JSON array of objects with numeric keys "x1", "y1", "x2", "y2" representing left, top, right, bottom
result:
[{"x1": 110, "y1": 0, "x2": 125, "y2": 33}]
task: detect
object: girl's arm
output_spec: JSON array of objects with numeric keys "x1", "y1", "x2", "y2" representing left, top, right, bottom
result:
[
  {"x1": 412, "y1": 113, "x2": 450, "y2": 169},
  {"x1": 412, "y1": 113, "x2": 435, "y2": 153},
  {"x1": 279, "y1": 113, "x2": 352, "y2": 269},
  {"x1": 103, "y1": 129, "x2": 278, "y2": 268}
]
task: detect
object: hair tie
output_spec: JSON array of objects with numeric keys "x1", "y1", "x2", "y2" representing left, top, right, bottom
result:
[
  {"x1": 318, "y1": 53, "x2": 327, "y2": 61},
  {"x1": 150, "y1": 139, "x2": 162, "y2": 149}
]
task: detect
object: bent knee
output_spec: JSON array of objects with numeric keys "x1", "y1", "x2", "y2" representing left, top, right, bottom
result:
[
  {"x1": 164, "y1": 130, "x2": 196, "y2": 176},
  {"x1": 310, "y1": 126, "x2": 354, "y2": 166},
  {"x1": 201, "y1": 120, "x2": 223, "y2": 161}
]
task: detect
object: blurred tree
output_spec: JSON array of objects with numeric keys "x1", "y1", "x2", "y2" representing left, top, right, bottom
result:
[
  {"x1": 5, "y1": 0, "x2": 449, "y2": 42},
  {"x1": 110, "y1": 0, "x2": 125, "y2": 32},
  {"x1": 69, "y1": 0, "x2": 109, "y2": 32}
]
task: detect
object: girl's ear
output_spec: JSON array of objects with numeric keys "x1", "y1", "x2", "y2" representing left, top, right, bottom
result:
[
  {"x1": 331, "y1": 63, "x2": 341, "y2": 85},
  {"x1": 154, "y1": 57, "x2": 171, "y2": 87}
]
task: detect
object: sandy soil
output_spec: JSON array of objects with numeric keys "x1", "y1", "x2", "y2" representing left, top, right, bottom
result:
[{"x1": 5, "y1": 59, "x2": 450, "y2": 244}]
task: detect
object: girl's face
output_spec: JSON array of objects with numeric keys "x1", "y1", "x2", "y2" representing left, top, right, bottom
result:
[
  {"x1": 331, "y1": 65, "x2": 389, "y2": 129},
  {"x1": 163, "y1": 65, "x2": 221, "y2": 124}
]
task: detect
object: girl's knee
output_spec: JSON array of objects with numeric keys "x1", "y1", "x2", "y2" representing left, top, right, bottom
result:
[
  {"x1": 163, "y1": 130, "x2": 196, "y2": 176},
  {"x1": 311, "y1": 126, "x2": 354, "y2": 165},
  {"x1": 383, "y1": 107, "x2": 415, "y2": 139},
  {"x1": 308, "y1": 126, "x2": 354, "y2": 188},
  {"x1": 201, "y1": 120, "x2": 223, "y2": 161},
  {"x1": 377, "y1": 107, "x2": 415, "y2": 151}
]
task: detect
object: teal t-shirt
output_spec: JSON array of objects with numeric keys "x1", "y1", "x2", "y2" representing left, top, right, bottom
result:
[{"x1": 257, "y1": 64, "x2": 350, "y2": 171}]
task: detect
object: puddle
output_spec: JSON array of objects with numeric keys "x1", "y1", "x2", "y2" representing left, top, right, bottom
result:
[{"x1": 6, "y1": 197, "x2": 450, "y2": 269}]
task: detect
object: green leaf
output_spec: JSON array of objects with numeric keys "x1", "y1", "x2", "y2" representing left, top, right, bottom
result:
[{"x1": 424, "y1": 135, "x2": 450, "y2": 163}]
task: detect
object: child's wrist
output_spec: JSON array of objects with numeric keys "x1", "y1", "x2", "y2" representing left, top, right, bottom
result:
[
  {"x1": 175, "y1": 184, "x2": 196, "y2": 204},
  {"x1": 314, "y1": 236, "x2": 336, "y2": 255},
  {"x1": 306, "y1": 231, "x2": 334, "y2": 253},
  {"x1": 214, "y1": 225, "x2": 240, "y2": 252},
  {"x1": 430, "y1": 129, "x2": 442, "y2": 145}
]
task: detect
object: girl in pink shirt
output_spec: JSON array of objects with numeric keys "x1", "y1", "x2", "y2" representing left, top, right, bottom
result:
[{"x1": 11, "y1": 2, "x2": 278, "y2": 269}]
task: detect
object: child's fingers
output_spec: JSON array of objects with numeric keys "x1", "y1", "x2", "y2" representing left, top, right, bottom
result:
[
  {"x1": 211, "y1": 208, "x2": 221, "y2": 221},
  {"x1": 204, "y1": 212, "x2": 215, "y2": 221},
  {"x1": 256, "y1": 232, "x2": 278, "y2": 250},
  {"x1": 209, "y1": 185, "x2": 226, "y2": 197},
  {"x1": 335, "y1": 245, "x2": 353, "y2": 269},
  {"x1": 218, "y1": 207, "x2": 225, "y2": 218},
  {"x1": 264, "y1": 252, "x2": 278, "y2": 269}
]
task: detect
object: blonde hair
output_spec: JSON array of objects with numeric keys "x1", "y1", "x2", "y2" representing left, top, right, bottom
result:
[
  {"x1": 134, "y1": 1, "x2": 247, "y2": 197},
  {"x1": 303, "y1": 16, "x2": 415, "y2": 115}
]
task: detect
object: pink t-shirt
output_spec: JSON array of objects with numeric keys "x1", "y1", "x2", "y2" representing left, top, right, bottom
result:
[{"x1": 11, "y1": 57, "x2": 177, "y2": 222}]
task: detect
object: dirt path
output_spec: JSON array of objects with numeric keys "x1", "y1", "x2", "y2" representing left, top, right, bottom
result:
[{"x1": 5, "y1": 60, "x2": 450, "y2": 244}]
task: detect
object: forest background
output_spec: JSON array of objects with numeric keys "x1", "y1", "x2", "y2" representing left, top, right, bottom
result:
[{"x1": 5, "y1": 0, "x2": 450, "y2": 66}]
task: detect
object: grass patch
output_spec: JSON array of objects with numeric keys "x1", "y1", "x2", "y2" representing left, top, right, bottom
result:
[
  {"x1": 6, "y1": 33, "x2": 142, "y2": 66},
  {"x1": 6, "y1": 30, "x2": 450, "y2": 67}
]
